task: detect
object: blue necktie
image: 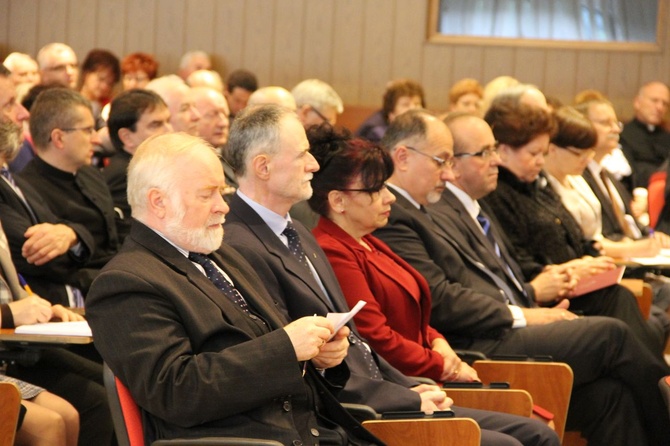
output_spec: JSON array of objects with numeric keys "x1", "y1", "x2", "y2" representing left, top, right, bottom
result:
[
  {"x1": 189, "y1": 252, "x2": 250, "y2": 313},
  {"x1": 282, "y1": 221, "x2": 310, "y2": 271}
]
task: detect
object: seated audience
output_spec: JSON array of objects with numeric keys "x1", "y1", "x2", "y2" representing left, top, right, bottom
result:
[
  {"x1": 86, "y1": 132, "x2": 382, "y2": 445},
  {"x1": 79, "y1": 49, "x2": 120, "y2": 129},
  {"x1": 372, "y1": 108, "x2": 670, "y2": 446},
  {"x1": 103, "y1": 89, "x2": 172, "y2": 241},
  {"x1": 308, "y1": 125, "x2": 478, "y2": 384},
  {"x1": 177, "y1": 50, "x2": 211, "y2": 80},
  {"x1": 146, "y1": 75, "x2": 201, "y2": 135},
  {"x1": 481, "y1": 102, "x2": 668, "y2": 354},
  {"x1": 186, "y1": 69, "x2": 224, "y2": 92},
  {"x1": 120, "y1": 52, "x2": 159, "y2": 91},
  {"x1": 224, "y1": 68, "x2": 258, "y2": 119},
  {"x1": 36, "y1": 43, "x2": 78, "y2": 90},
  {"x1": 222, "y1": 104, "x2": 560, "y2": 446},
  {"x1": 18, "y1": 89, "x2": 119, "y2": 292},
  {"x1": 619, "y1": 81, "x2": 670, "y2": 190},
  {"x1": 292, "y1": 79, "x2": 343, "y2": 127},
  {"x1": 356, "y1": 78, "x2": 424, "y2": 143},
  {"x1": 447, "y1": 78, "x2": 483, "y2": 115}
]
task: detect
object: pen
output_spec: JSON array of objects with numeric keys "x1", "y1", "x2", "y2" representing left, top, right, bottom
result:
[
  {"x1": 18, "y1": 274, "x2": 33, "y2": 295},
  {"x1": 303, "y1": 313, "x2": 318, "y2": 377}
]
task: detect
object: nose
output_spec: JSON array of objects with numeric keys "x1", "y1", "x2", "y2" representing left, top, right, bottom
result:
[
  {"x1": 91, "y1": 129, "x2": 102, "y2": 145},
  {"x1": 15, "y1": 103, "x2": 30, "y2": 124},
  {"x1": 214, "y1": 191, "x2": 230, "y2": 215},
  {"x1": 382, "y1": 187, "x2": 396, "y2": 204},
  {"x1": 306, "y1": 151, "x2": 320, "y2": 172},
  {"x1": 440, "y1": 164, "x2": 455, "y2": 182},
  {"x1": 164, "y1": 122, "x2": 174, "y2": 133},
  {"x1": 490, "y1": 150, "x2": 502, "y2": 166},
  {"x1": 189, "y1": 105, "x2": 201, "y2": 122}
]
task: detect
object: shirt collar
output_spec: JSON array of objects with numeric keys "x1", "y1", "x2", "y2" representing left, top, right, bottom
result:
[
  {"x1": 387, "y1": 182, "x2": 422, "y2": 209},
  {"x1": 236, "y1": 189, "x2": 293, "y2": 235},
  {"x1": 446, "y1": 182, "x2": 480, "y2": 220}
]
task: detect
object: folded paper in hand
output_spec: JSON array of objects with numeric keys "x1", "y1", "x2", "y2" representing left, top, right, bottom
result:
[
  {"x1": 14, "y1": 321, "x2": 92, "y2": 337},
  {"x1": 326, "y1": 300, "x2": 366, "y2": 340},
  {"x1": 572, "y1": 266, "x2": 626, "y2": 297}
]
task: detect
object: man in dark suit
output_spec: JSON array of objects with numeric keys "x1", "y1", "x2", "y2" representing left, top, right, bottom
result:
[
  {"x1": 18, "y1": 88, "x2": 120, "y2": 292},
  {"x1": 224, "y1": 104, "x2": 562, "y2": 446},
  {"x1": 86, "y1": 132, "x2": 381, "y2": 445},
  {"x1": 0, "y1": 66, "x2": 94, "y2": 307},
  {"x1": 104, "y1": 89, "x2": 172, "y2": 241},
  {"x1": 372, "y1": 109, "x2": 670, "y2": 446}
]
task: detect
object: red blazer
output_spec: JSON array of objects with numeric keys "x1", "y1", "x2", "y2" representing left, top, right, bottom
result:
[{"x1": 314, "y1": 217, "x2": 446, "y2": 382}]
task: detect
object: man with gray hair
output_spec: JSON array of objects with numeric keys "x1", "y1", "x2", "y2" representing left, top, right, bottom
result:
[
  {"x1": 186, "y1": 69, "x2": 224, "y2": 92},
  {"x1": 146, "y1": 74, "x2": 201, "y2": 135},
  {"x1": 292, "y1": 79, "x2": 343, "y2": 127},
  {"x1": 3, "y1": 52, "x2": 40, "y2": 88},
  {"x1": 177, "y1": 50, "x2": 211, "y2": 80},
  {"x1": 36, "y1": 42, "x2": 78, "y2": 89},
  {"x1": 247, "y1": 86, "x2": 297, "y2": 110}
]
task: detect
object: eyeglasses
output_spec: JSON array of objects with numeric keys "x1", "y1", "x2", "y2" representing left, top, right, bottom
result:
[
  {"x1": 559, "y1": 146, "x2": 595, "y2": 159},
  {"x1": 309, "y1": 106, "x2": 332, "y2": 125},
  {"x1": 453, "y1": 142, "x2": 499, "y2": 159},
  {"x1": 405, "y1": 146, "x2": 454, "y2": 168},
  {"x1": 60, "y1": 126, "x2": 96, "y2": 136},
  {"x1": 338, "y1": 183, "x2": 388, "y2": 196},
  {"x1": 591, "y1": 119, "x2": 623, "y2": 130}
]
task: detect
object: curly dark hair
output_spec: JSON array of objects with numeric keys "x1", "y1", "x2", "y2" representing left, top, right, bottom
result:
[{"x1": 307, "y1": 124, "x2": 394, "y2": 217}]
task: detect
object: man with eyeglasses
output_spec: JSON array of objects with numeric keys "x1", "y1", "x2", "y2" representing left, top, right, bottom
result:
[
  {"x1": 36, "y1": 43, "x2": 79, "y2": 89},
  {"x1": 620, "y1": 81, "x2": 670, "y2": 190},
  {"x1": 292, "y1": 79, "x2": 343, "y2": 128},
  {"x1": 373, "y1": 109, "x2": 670, "y2": 446},
  {"x1": 19, "y1": 88, "x2": 119, "y2": 291}
]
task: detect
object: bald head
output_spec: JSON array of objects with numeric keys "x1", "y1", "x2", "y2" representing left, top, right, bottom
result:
[
  {"x1": 146, "y1": 75, "x2": 200, "y2": 135},
  {"x1": 247, "y1": 86, "x2": 297, "y2": 111},
  {"x1": 634, "y1": 81, "x2": 669, "y2": 126},
  {"x1": 186, "y1": 70, "x2": 224, "y2": 93},
  {"x1": 191, "y1": 87, "x2": 230, "y2": 147}
]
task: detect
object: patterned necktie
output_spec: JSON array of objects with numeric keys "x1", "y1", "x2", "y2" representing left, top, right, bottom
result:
[
  {"x1": 282, "y1": 221, "x2": 310, "y2": 271},
  {"x1": 476, "y1": 212, "x2": 498, "y2": 249},
  {"x1": 189, "y1": 252, "x2": 250, "y2": 313}
]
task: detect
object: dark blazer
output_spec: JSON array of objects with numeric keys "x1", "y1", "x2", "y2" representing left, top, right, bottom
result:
[
  {"x1": 429, "y1": 188, "x2": 535, "y2": 307},
  {"x1": 0, "y1": 175, "x2": 94, "y2": 305},
  {"x1": 86, "y1": 220, "x2": 380, "y2": 445},
  {"x1": 102, "y1": 150, "x2": 132, "y2": 242},
  {"x1": 372, "y1": 189, "x2": 514, "y2": 348},
  {"x1": 224, "y1": 192, "x2": 422, "y2": 413},
  {"x1": 620, "y1": 118, "x2": 670, "y2": 189},
  {"x1": 582, "y1": 167, "x2": 647, "y2": 240},
  {"x1": 20, "y1": 157, "x2": 119, "y2": 272}
]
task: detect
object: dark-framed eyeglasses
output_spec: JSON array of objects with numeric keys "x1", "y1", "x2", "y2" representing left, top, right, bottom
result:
[
  {"x1": 453, "y1": 142, "x2": 499, "y2": 160},
  {"x1": 337, "y1": 183, "x2": 389, "y2": 196},
  {"x1": 405, "y1": 146, "x2": 454, "y2": 168},
  {"x1": 309, "y1": 105, "x2": 332, "y2": 125},
  {"x1": 558, "y1": 145, "x2": 595, "y2": 159}
]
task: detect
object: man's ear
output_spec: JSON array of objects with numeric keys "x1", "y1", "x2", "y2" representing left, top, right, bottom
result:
[
  {"x1": 147, "y1": 188, "x2": 166, "y2": 219},
  {"x1": 296, "y1": 105, "x2": 311, "y2": 124},
  {"x1": 49, "y1": 128, "x2": 65, "y2": 149},
  {"x1": 117, "y1": 128, "x2": 134, "y2": 150},
  {"x1": 392, "y1": 145, "x2": 410, "y2": 172},
  {"x1": 251, "y1": 153, "x2": 271, "y2": 180}
]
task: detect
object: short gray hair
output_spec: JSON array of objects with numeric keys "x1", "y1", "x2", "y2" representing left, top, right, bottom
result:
[
  {"x1": 291, "y1": 79, "x2": 343, "y2": 114},
  {"x1": 226, "y1": 104, "x2": 294, "y2": 177},
  {"x1": 381, "y1": 109, "x2": 432, "y2": 152}
]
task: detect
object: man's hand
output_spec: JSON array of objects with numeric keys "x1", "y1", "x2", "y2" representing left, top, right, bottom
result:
[
  {"x1": 521, "y1": 299, "x2": 578, "y2": 326},
  {"x1": 311, "y1": 326, "x2": 350, "y2": 369},
  {"x1": 411, "y1": 384, "x2": 453, "y2": 414},
  {"x1": 284, "y1": 316, "x2": 333, "y2": 361},
  {"x1": 22, "y1": 223, "x2": 77, "y2": 266},
  {"x1": 50, "y1": 305, "x2": 85, "y2": 322},
  {"x1": 8, "y1": 296, "x2": 53, "y2": 326}
]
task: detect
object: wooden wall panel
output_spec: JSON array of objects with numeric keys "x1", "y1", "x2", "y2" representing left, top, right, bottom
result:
[
  {"x1": 330, "y1": 0, "x2": 365, "y2": 104},
  {"x1": 271, "y1": 0, "x2": 304, "y2": 88},
  {"x1": 358, "y1": 0, "x2": 395, "y2": 105},
  {"x1": 3, "y1": 0, "x2": 670, "y2": 118},
  {"x1": 301, "y1": 0, "x2": 335, "y2": 82},
  {"x1": 241, "y1": 0, "x2": 275, "y2": 84},
  {"x1": 125, "y1": 1, "x2": 156, "y2": 55}
]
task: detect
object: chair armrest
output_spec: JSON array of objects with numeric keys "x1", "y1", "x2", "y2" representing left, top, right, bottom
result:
[
  {"x1": 410, "y1": 376, "x2": 437, "y2": 385},
  {"x1": 341, "y1": 403, "x2": 381, "y2": 422},
  {"x1": 455, "y1": 349, "x2": 487, "y2": 364},
  {"x1": 153, "y1": 439, "x2": 283, "y2": 446}
]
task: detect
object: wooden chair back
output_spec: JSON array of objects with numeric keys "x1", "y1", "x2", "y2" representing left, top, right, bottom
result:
[
  {"x1": 0, "y1": 382, "x2": 21, "y2": 446},
  {"x1": 444, "y1": 388, "x2": 533, "y2": 418},
  {"x1": 363, "y1": 418, "x2": 480, "y2": 446}
]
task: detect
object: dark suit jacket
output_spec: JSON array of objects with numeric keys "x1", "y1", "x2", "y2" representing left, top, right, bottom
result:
[
  {"x1": 429, "y1": 188, "x2": 535, "y2": 307},
  {"x1": 0, "y1": 175, "x2": 94, "y2": 305},
  {"x1": 86, "y1": 220, "x2": 380, "y2": 445},
  {"x1": 102, "y1": 150, "x2": 132, "y2": 242},
  {"x1": 372, "y1": 190, "x2": 514, "y2": 348},
  {"x1": 620, "y1": 118, "x2": 670, "y2": 189},
  {"x1": 582, "y1": 167, "x2": 647, "y2": 241},
  {"x1": 224, "y1": 193, "x2": 422, "y2": 413},
  {"x1": 20, "y1": 157, "x2": 119, "y2": 273}
]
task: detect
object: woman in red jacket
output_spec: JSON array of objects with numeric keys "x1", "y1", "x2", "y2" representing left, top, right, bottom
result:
[{"x1": 307, "y1": 124, "x2": 478, "y2": 384}]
